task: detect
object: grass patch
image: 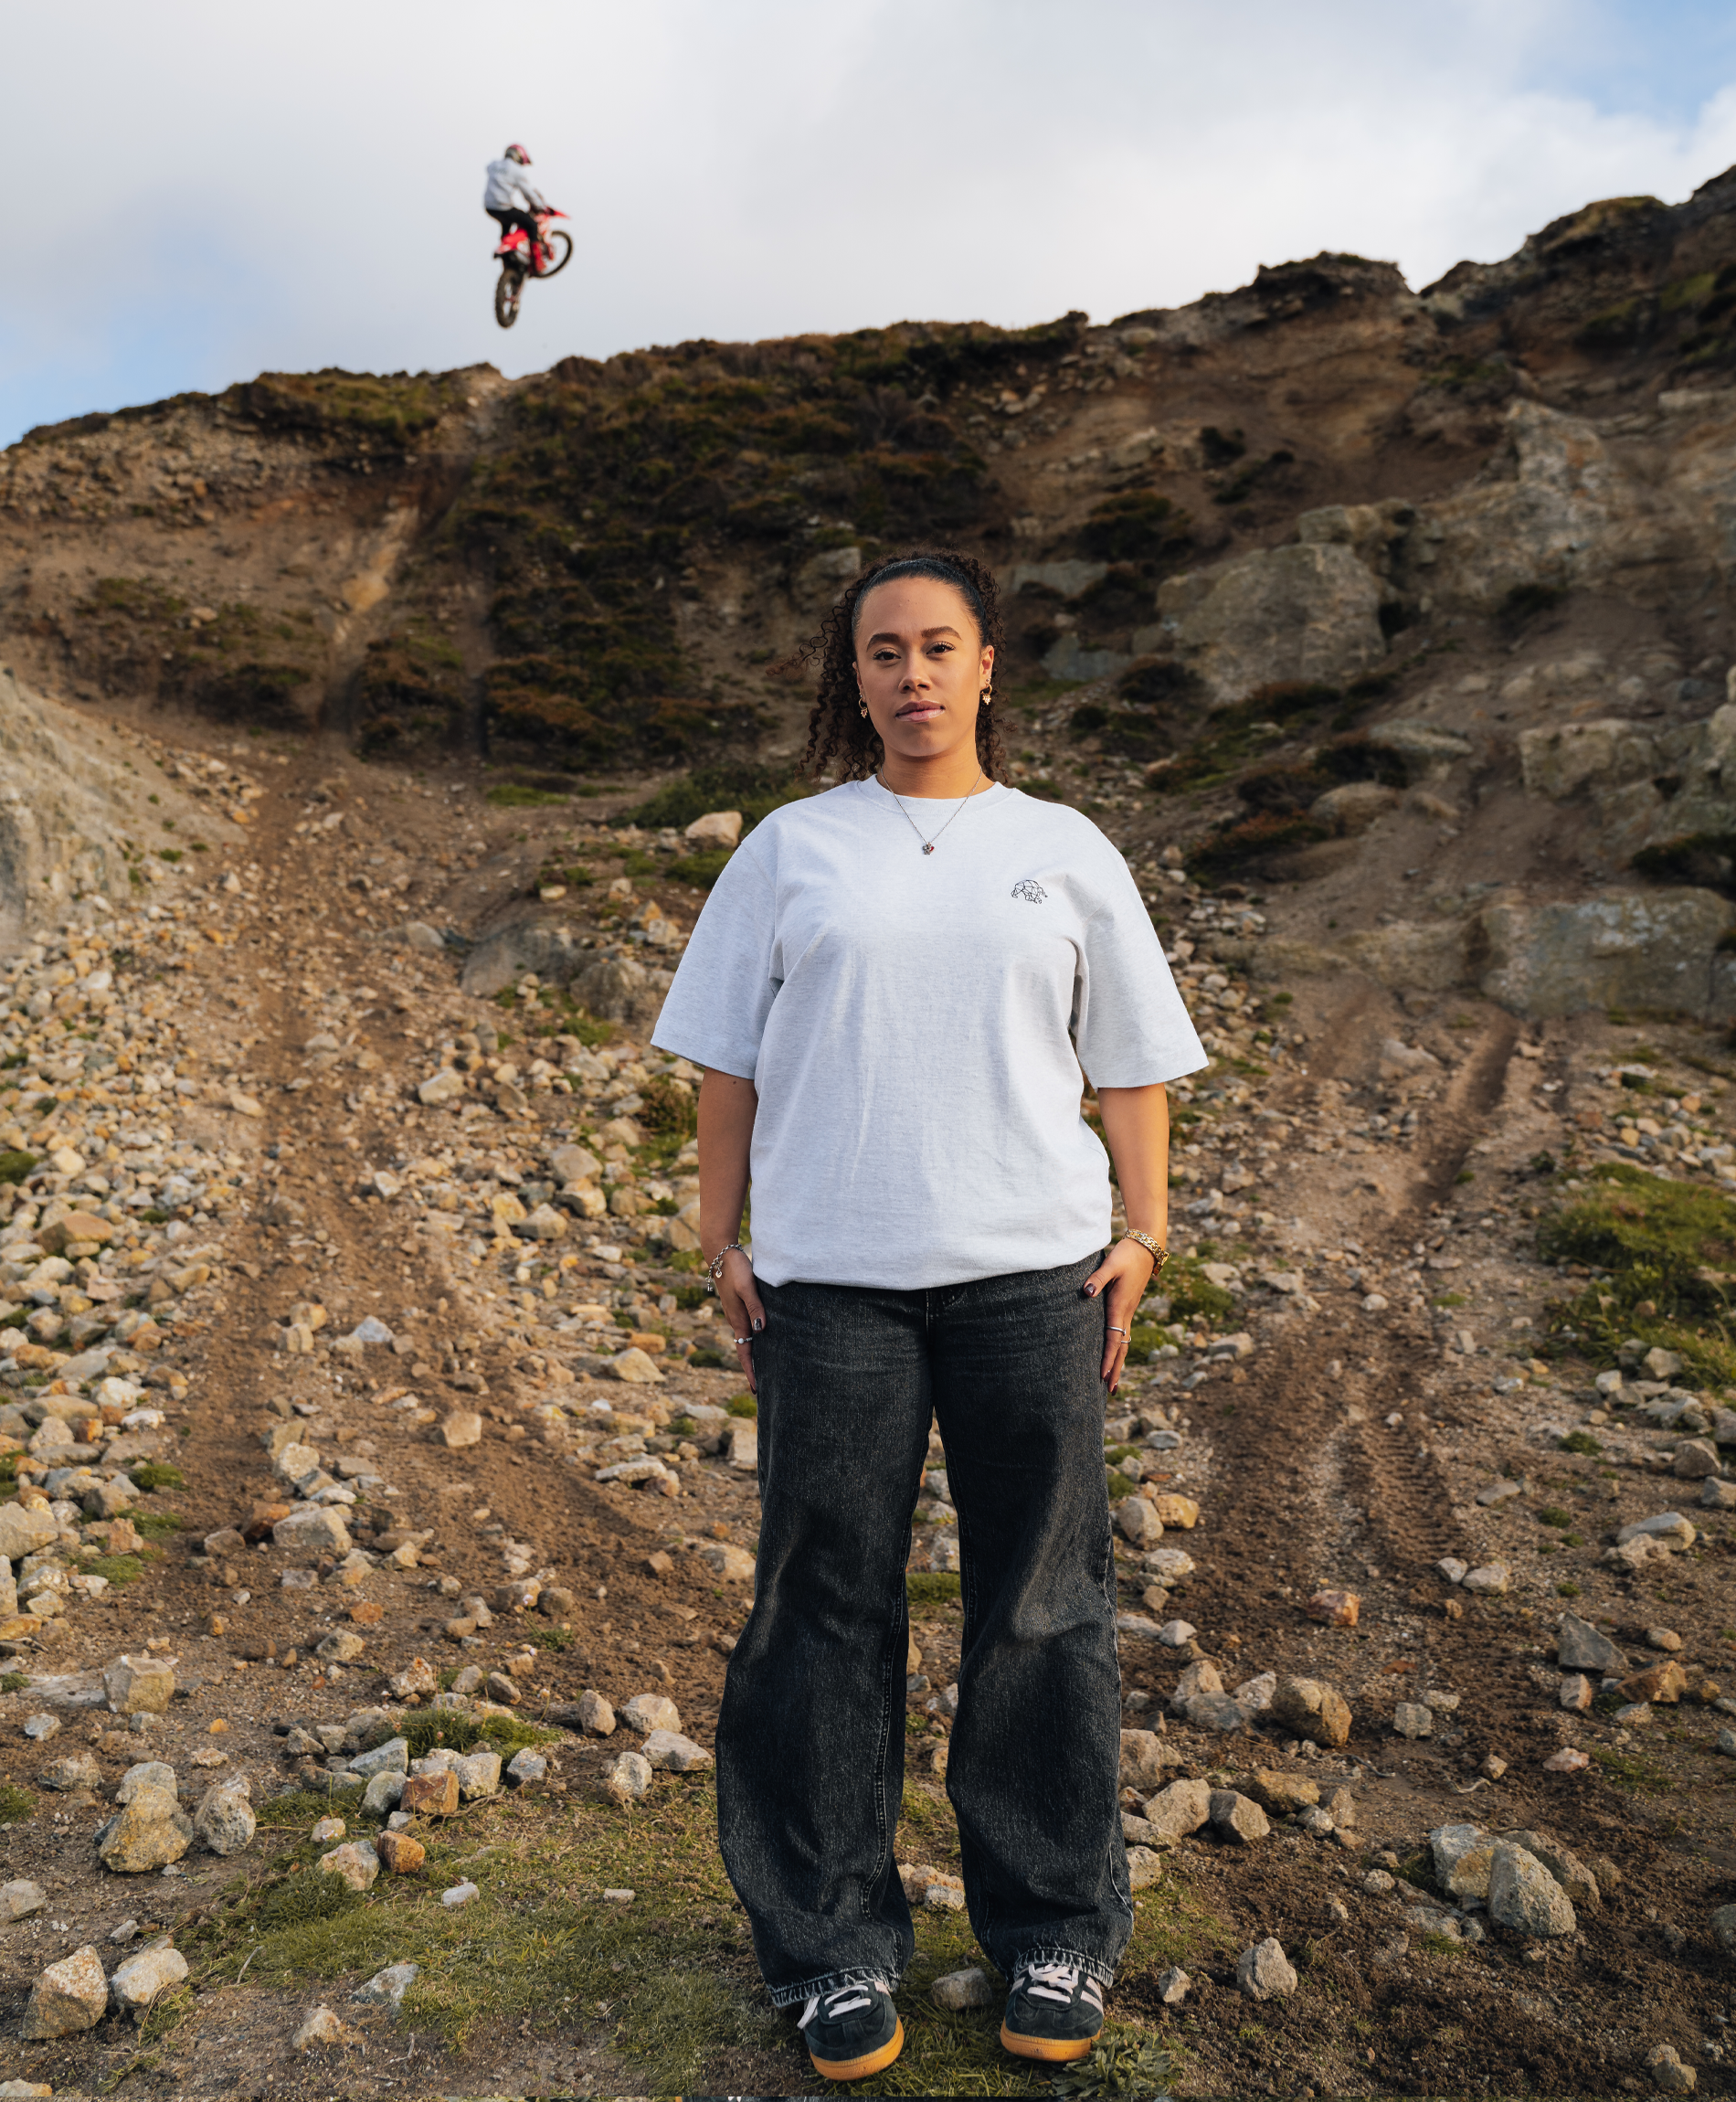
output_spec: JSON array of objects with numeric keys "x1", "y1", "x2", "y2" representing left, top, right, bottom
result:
[
  {"x1": 1560, "y1": 1430, "x2": 1603, "y2": 1456},
  {"x1": 398, "y1": 1711, "x2": 560, "y2": 1761},
  {"x1": 725, "y1": 1392, "x2": 758, "y2": 1418},
  {"x1": 131, "y1": 1510, "x2": 185, "y2": 1537},
  {"x1": 0, "y1": 1782, "x2": 37, "y2": 1821},
  {"x1": 485, "y1": 782, "x2": 568, "y2": 808},
  {"x1": 129, "y1": 1461, "x2": 185, "y2": 1492},
  {"x1": 255, "y1": 1786, "x2": 368, "y2": 1828},
  {"x1": 1540, "y1": 1162, "x2": 1736, "y2": 1382},
  {"x1": 84, "y1": 1553, "x2": 145, "y2": 1585},
  {"x1": 0, "y1": 1672, "x2": 28, "y2": 1694},
  {"x1": 1591, "y1": 1746, "x2": 1674, "y2": 1794},
  {"x1": 906, "y1": 1572, "x2": 963, "y2": 1606},
  {"x1": 0, "y1": 1151, "x2": 38, "y2": 1184}
]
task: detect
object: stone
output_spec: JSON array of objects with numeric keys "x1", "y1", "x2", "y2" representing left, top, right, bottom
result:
[
  {"x1": 506, "y1": 1747, "x2": 548, "y2": 1786},
  {"x1": 440, "y1": 1881, "x2": 480, "y2": 1908},
  {"x1": 577, "y1": 1688, "x2": 617, "y2": 1736},
  {"x1": 1712, "y1": 1902, "x2": 1736, "y2": 1955},
  {"x1": 319, "y1": 1841, "x2": 380, "y2": 1892},
  {"x1": 97, "y1": 1787, "x2": 193, "y2": 1873},
  {"x1": 1311, "y1": 780, "x2": 1401, "y2": 834},
  {"x1": 1210, "y1": 1789, "x2": 1270, "y2": 1844},
  {"x1": 1617, "y1": 1512, "x2": 1698, "y2": 1548},
  {"x1": 291, "y1": 2005, "x2": 351, "y2": 2051},
  {"x1": 348, "y1": 1736, "x2": 409, "y2": 1778},
  {"x1": 387, "y1": 1656, "x2": 438, "y2": 1700},
  {"x1": 1271, "y1": 1675, "x2": 1352, "y2": 1748},
  {"x1": 641, "y1": 1728, "x2": 713, "y2": 1772},
  {"x1": 454, "y1": 1750, "x2": 502, "y2": 1800},
  {"x1": 1701, "y1": 1478, "x2": 1736, "y2": 1509},
  {"x1": 1127, "y1": 1845, "x2": 1164, "y2": 1890},
  {"x1": 312, "y1": 1817, "x2": 346, "y2": 1842},
  {"x1": 1646, "y1": 2044, "x2": 1697, "y2": 2095},
  {"x1": 0, "y1": 1502, "x2": 58, "y2": 1560},
  {"x1": 272, "y1": 1505, "x2": 353, "y2": 1555},
  {"x1": 621, "y1": 1693, "x2": 681, "y2": 1736},
  {"x1": 1392, "y1": 1701, "x2": 1434, "y2": 1739},
  {"x1": 401, "y1": 1770, "x2": 458, "y2": 1817},
  {"x1": 931, "y1": 1964, "x2": 994, "y2": 2012},
  {"x1": 104, "y1": 1651, "x2": 175, "y2": 1715},
  {"x1": 1306, "y1": 1588, "x2": 1360, "y2": 1627},
  {"x1": 1436, "y1": 1557, "x2": 1468, "y2": 1585},
  {"x1": 608, "y1": 1346, "x2": 666, "y2": 1387},
  {"x1": 1462, "y1": 1562, "x2": 1511, "y2": 1595},
  {"x1": 1477, "y1": 891, "x2": 1736, "y2": 1023},
  {"x1": 1498, "y1": 1829, "x2": 1600, "y2": 1908},
  {"x1": 354, "y1": 1960, "x2": 419, "y2": 2008},
  {"x1": 316, "y1": 1630, "x2": 366, "y2": 1663},
  {"x1": 19, "y1": 1944, "x2": 109, "y2": 2038},
  {"x1": 376, "y1": 1831, "x2": 425, "y2": 1874},
  {"x1": 1113, "y1": 1495, "x2": 1163, "y2": 1548},
  {"x1": 684, "y1": 810, "x2": 744, "y2": 849},
  {"x1": 1487, "y1": 1842, "x2": 1576, "y2": 1937},
  {"x1": 363, "y1": 1771, "x2": 406, "y2": 1816},
  {"x1": 109, "y1": 1941, "x2": 189, "y2": 2018},
  {"x1": 693, "y1": 1540, "x2": 755, "y2": 1583},
  {"x1": 1560, "y1": 1673, "x2": 1594, "y2": 1712},
  {"x1": 1240, "y1": 1770, "x2": 1320, "y2": 1817},
  {"x1": 39, "y1": 1751, "x2": 103, "y2": 1791},
  {"x1": 0, "y1": 1880, "x2": 47, "y2": 1922},
  {"x1": 1142, "y1": 1777, "x2": 1213, "y2": 1840},
  {"x1": 1621, "y1": 1660, "x2": 1689, "y2": 1705},
  {"x1": 21, "y1": 1713, "x2": 58, "y2": 1742},
  {"x1": 1157, "y1": 1965, "x2": 1191, "y2": 2005},
  {"x1": 193, "y1": 1778, "x2": 255, "y2": 1855},
  {"x1": 1236, "y1": 1936, "x2": 1298, "y2": 2001},
  {"x1": 601, "y1": 1750, "x2": 653, "y2": 1804},
  {"x1": 440, "y1": 1409, "x2": 482, "y2": 1450},
  {"x1": 1118, "y1": 1729, "x2": 1171, "y2": 1790},
  {"x1": 1557, "y1": 1612, "x2": 1625, "y2": 1673},
  {"x1": 1149, "y1": 1493, "x2": 1199, "y2": 1529},
  {"x1": 1673, "y1": 1438, "x2": 1722, "y2": 1479},
  {"x1": 1157, "y1": 542, "x2": 1387, "y2": 707}
]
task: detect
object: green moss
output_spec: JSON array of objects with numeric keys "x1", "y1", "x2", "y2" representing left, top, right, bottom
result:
[
  {"x1": 0, "y1": 1672, "x2": 27, "y2": 1695},
  {"x1": 85, "y1": 1553, "x2": 145, "y2": 1585},
  {"x1": 397, "y1": 1711, "x2": 560, "y2": 1761},
  {"x1": 906, "y1": 1572, "x2": 962, "y2": 1605},
  {"x1": 0, "y1": 1152, "x2": 38, "y2": 1184},
  {"x1": 1591, "y1": 1746, "x2": 1674, "y2": 1794},
  {"x1": 0, "y1": 1783, "x2": 36, "y2": 1821},
  {"x1": 485, "y1": 781, "x2": 568, "y2": 807},
  {"x1": 725, "y1": 1393, "x2": 758, "y2": 1419},
  {"x1": 132, "y1": 1510, "x2": 185, "y2": 1537},
  {"x1": 129, "y1": 1461, "x2": 185, "y2": 1492},
  {"x1": 1559, "y1": 1430, "x2": 1603, "y2": 1456},
  {"x1": 1164, "y1": 1259, "x2": 1234, "y2": 1323}
]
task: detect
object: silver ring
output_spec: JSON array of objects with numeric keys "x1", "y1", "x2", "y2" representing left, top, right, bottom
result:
[
  {"x1": 1106, "y1": 1324, "x2": 1128, "y2": 1336},
  {"x1": 733, "y1": 1335, "x2": 751, "y2": 1344}
]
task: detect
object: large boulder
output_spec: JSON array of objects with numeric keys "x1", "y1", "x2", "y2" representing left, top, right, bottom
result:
[
  {"x1": 460, "y1": 920, "x2": 586, "y2": 999},
  {"x1": 1155, "y1": 542, "x2": 1388, "y2": 706},
  {"x1": 1477, "y1": 889, "x2": 1736, "y2": 1021}
]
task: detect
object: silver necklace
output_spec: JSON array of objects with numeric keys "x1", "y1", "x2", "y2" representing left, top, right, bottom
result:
[{"x1": 877, "y1": 767, "x2": 985, "y2": 855}]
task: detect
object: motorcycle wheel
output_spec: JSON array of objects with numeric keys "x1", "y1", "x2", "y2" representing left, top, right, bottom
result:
[
  {"x1": 539, "y1": 230, "x2": 574, "y2": 279},
  {"x1": 494, "y1": 269, "x2": 523, "y2": 329}
]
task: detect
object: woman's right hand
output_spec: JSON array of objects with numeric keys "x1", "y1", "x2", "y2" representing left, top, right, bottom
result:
[{"x1": 715, "y1": 1247, "x2": 765, "y2": 1393}]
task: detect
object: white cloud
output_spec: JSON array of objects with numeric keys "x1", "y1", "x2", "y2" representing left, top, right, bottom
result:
[{"x1": 3, "y1": 0, "x2": 1735, "y2": 444}]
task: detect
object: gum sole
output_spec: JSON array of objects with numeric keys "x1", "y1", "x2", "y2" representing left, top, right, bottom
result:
[
  {"x1": 1000, "y1": 2022, "x2": 1096, "y2": 2063},
  {"x1": 810, "y1": 2017, "x2": 905, "y2": 2082}
]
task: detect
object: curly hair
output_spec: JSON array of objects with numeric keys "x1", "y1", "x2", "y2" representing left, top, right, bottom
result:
[{"x1": 792, "y1": 547, "x2": 1008, "y2": 783}]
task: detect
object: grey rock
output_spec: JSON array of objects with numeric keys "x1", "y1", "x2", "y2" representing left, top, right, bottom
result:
[
  {"x1": 640, "y1": 1728, "x2": 713, "y2": 1773},
  {"x1": 460, "y1": 920, "x2": 587, "y2": 999},
  {"x1": 1478, "y1": 890, "x2": 1736, "y2": 1023},
  {"x1": 0, "y1": 1879, "x2": 47, "y2": 1922},
  {"x1": 1127, "y1": 1845, "x2": 1164, "y2": 1890},
  {"x1": 1498, "y1": 1829, "x2": 1600, "y2": 1907},
  {"x1": 21, "y1": 1713, "x2": 58, "y2": 1742},
  {"x1": 931, "y1": 1965, "x2": 993, "y2": 2012},
  {"x1": 353, "y1": 1960, "x2": 418, "y2": 2009},
  {"x1": 620, "y1": 1693, "x2": 681, "y2": 1736},
  {"x1": 348, "y1": 1736, "x2": 408, "y2": 1778},
  {"x1": 1646, "y1": 2044, "x2": 1698, "y2": 2095},
  {"x1": 1236, "y1": 1936, "x2": 1298, "y2": 2001},
  {"x1": 1700, "y1": 1477, "x2": 1736, "y2": 1509},
  {"x1": 1157, "y1": 1965, "x2": 1191, "y2": 2005},
  {"x1": 1712, "y1": 1902, "x2": 1736, "y2": 1955},
  {"x1": 1117, "y1": 1728, "x2": 1172, "y2": 1791},
  {"x1": 1392, "y1": 1701, "x2": 1434, "y2": 1739},
  {"x1": 116, "y1": 1759, "x2": 176, "y2": 1804},
  {"x1": 38, "y1": 1751, "x2": 102, "y2": 1792},
  {"x1": 453, "y1": 1750, "x2": 502, "y2": 1800},
  {"x1": 1157, "y1": 542, "x2": 1387, "y2": 707},
  {"x1": 19, "y1": 1944, "x2": 109, "y2": 2038},
  {"x1": 1557, "y1": 1611, "x2": 1626, "y2": 1673},
  {"x1": 109, "y1": 1941, "x2": 188, "y2": 2019},
  {"x1": 97, "y1": 1787, "x2": 194, "y2": 1874},
  {"x1": 193, "y1": 1778, "x2": 256, "y2": 1856},
  {"x1": 291, "y1": 2005, "x2": 349, "y2": 2051},
  {"x1": 1487, "y1": 1842, "x2": 1576, "y2": 1937},
  {"x1": 506, "y1": 1748, "x2": 548, "y2": 1786},
  {"x1": 577, "y1": 1688, "x2": 616, "y2": 1736},
  {"x1": 601, "y1": 1750, "x2": 653, "y2": 1804},
  {"x1": 1209, "y1": 1789, "x2": 1270, "y2": 1845},
  {"x1": 1142, "y1": 1777, "x2": 1212, "y2": 1840},
  {"x1": 362, "y1": 1770, "x2": 406, "y2": 1816}
]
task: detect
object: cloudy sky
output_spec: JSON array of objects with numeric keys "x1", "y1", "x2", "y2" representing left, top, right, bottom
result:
[{"x1": 4, "y1": 0, "x2": 1736, "y2": 447}]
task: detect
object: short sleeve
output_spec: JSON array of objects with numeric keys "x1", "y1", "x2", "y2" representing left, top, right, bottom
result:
[
  {"x1": 1072, "y1": 848, "x2": 1207, "y2": 1088},
  {"x1": 650, "y1": 842, "x2": 779, "y2": 1079}
]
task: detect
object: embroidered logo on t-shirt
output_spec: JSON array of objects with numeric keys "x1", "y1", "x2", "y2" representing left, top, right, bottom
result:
[{"x1": 1011, "y1": 879, "x2": 1048, "y2": 904}]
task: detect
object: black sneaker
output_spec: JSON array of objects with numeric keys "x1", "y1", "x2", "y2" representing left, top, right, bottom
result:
[
  {"x1": 798, "y1": 1978, "x2": 904, "y2": 2082},
  {"x1": 1000, "y1": 1959, "x2": 1106, "y2": 2063}
]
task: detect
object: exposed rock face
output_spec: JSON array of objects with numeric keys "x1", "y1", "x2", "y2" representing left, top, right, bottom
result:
[
  {"x1": 1477, "y1": 890, "x2": 1736, "y2": 1020},
  {"x1": 1157, "y1": 542, "x2": 1389, "y2": 706},
  {"x1": 0, "y1": 669, "x2": 224, "y2": 945}
]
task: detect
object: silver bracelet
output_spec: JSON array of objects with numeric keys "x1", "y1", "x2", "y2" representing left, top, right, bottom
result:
[{"x1": 707, "y1": 1242, "x2": 745, "y2": 1291}]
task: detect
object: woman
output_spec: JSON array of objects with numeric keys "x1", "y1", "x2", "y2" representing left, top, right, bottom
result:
[{"x1": 651, "y1": 548, "x2": 1204, "y2": 2082}]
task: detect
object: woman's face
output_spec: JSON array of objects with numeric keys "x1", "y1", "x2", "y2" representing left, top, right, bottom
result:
[{"x1": 853, "y1": 577, "x2": 993, "y2": 770}]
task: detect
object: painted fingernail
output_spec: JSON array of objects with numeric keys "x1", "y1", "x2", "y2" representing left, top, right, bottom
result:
[
  {"x1": 752, "y1": 1317, "x2": 764, "y2": 1333},
  {"x1": 1085, "y1": 1283, "x2": 1097, "y2": 1297}
]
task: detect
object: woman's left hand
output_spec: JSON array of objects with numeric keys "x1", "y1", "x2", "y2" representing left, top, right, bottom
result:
[{"x1": 1085, "y1": 1239, "x2": 1155, "y2": 1395}]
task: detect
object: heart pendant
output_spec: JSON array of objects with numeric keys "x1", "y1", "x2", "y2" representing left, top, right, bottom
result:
[{"x1": 922, "y1": 844, "x2": 935, "y2": 855}]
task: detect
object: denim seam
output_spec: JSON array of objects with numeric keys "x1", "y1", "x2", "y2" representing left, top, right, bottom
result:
[
  {"x1": 1007, "y1": 1942, "x2": 1118, "y2": 1992},
  {"x1": 768, "y1": 1962, "x2": 905, "y2": 2012}
]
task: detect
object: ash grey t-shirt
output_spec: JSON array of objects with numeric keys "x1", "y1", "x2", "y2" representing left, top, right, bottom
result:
[{"x1": 651, "y1": 779, "x2": 1206, "y2": 1289}]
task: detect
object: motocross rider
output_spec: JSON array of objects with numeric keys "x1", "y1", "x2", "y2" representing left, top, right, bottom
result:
[{"x1": 484, "y1": 144, "x2": 550, "y2": 269}]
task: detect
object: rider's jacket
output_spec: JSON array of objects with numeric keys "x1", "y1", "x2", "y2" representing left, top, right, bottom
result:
[{"x1": 483, "y1": 158, "x2": 549, "y2": 214}]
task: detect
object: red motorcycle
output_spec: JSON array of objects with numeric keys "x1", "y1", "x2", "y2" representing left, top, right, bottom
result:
[{"x1": 493, "y1": 208, "x2": 572, "y2": 328}]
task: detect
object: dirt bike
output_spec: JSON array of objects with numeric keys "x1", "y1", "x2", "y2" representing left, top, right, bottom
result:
[{"x1": 493, "y1": 208, "x2": 572, "y2": 328}]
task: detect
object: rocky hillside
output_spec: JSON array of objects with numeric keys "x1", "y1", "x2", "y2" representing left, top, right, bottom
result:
[{"x1": 5, "y1": 173, "x2": 1736, "y2": 2100}]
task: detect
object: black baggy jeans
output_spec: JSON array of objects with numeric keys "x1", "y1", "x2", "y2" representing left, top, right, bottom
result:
[{"x1": 715, "y1": 1252, "x2": 1132, "y2": 2010}]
